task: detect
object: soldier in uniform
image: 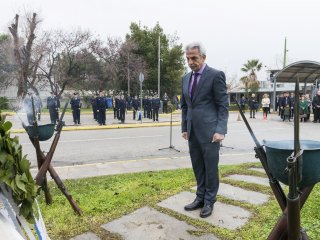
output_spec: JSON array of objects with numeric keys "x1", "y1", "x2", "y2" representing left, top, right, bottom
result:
[
  {"x1": 90, "y1": 94, "x2": 98, "y2": 121},
  {"x1": 162, "y1": 92, "x2": 170, "y2": 113},
  {"x1": 143, "y1": 96, "x2": 148, "y2": 118},
  {"x1": 152, "y1": 95, "x2": 161, "y2": 122},
  {"x1": 132, "y1": 95, "x2": 140, "y2": 120},
  {"x1": 147, "y1": 96, "x2": 152, "y2": 119},
  {"x1": 113, "y1": 95, "x2": 120, "y2": 120},
  {"x1": 119, "y1": 95, "x2": 127, "y2": 123},
  {"x1": 126, "y1": 95, "x2": 132, "y2": 110},
  {"x1": 47, "y1": 92, "x2": 60, "y2": 124},
  {"x1": 96, "y1": 90, "x2": 107, "y2": 125},
  {"x1": 70, "y1": 92, "x2": 82, "y2": 125}
]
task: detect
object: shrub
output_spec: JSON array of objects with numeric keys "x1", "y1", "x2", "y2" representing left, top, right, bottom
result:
[{"x1": 0, "y1": 97, "x2": 9, "y2": 110}]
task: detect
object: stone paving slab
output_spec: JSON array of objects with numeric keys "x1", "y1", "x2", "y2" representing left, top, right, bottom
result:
[
  {"x1": 157, "y1": 192, "x2": 251, "y2": 230},
  {"x1": 70, "y1": 232, "x2": 101, "y2": 240},
  {"x1": 225, "y1": 174, "x2": 269, "y2": 186},
  {"x1": 192, "y1": 183, "x2": 269, "y2": 205},
  {"x1": 101, "y1": 206, "x2": 218, "y2": 240}
]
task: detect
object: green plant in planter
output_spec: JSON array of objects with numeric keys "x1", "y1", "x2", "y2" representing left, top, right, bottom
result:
[{"x1": 0, "y1": 112, "x2": 38, "y2": 223}]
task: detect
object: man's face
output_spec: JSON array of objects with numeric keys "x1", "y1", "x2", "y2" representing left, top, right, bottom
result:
[
  {"x1": 186, "y1": 48, "x2": 206, "y2": 72},
  {"x1": 317, "y1": 91, "x2": 320, "y2": 96}
]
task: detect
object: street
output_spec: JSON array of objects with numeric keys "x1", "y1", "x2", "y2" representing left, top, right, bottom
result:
[{"x1": 12, "y1": 112, "x2": 320, "y2": 169}]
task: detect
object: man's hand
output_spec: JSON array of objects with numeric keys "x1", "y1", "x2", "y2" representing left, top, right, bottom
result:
[
  {"x1": 212, "y1": 133, "x2": 225, "y2": 143},
  {"x1": 182, "y1": 132, "x2": 188, "y2": 140}
]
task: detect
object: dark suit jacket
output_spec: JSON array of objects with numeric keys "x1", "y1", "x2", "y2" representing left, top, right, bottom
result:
[{"x1": 181, "y1": 65, "x2": 229, "y2": 143}]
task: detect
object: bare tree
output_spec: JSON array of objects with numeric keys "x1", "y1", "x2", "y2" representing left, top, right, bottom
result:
[
  {"x1": 36, "y1": 31, "x2": 63, "y2": 95},
  {"x1": 55, "y1": 30, "x2": 92, "y2": 97},
  {"x1": 90, "y1": 37, "x2": 122, "y2": 89},
  {"x1": 117, "y1": 39, "x2": 146, "y2": 95},
  {"x1": 226, "y1": 73, "x2": 239, "y2": 93},
  {"x1": 36, "y1": 29, "x2": 92, "y2": 97},
  {"x1": 8, "y1": 13, "x2": 41, "y2": 99}
]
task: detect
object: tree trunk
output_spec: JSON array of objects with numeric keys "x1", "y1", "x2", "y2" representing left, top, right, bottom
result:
[{"x1": 8, "y1": 13, "x2": 38, "y2": 99}]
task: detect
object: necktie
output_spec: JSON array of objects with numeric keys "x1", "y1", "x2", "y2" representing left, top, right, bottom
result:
[{"x1": 191, "y1": 72, "x2": 199, "y2": 100}]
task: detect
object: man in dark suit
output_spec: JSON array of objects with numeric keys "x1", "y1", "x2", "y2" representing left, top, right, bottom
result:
[
  {"x1": 280, "y1": 91, "x2": 291, "y2": 120},
  {"x1": 181, "y1": 42, "x2": 229, "y2": 218}
]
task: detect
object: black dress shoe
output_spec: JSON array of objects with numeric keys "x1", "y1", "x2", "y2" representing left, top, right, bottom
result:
[
  {"x1": 184, "y1": 199, "x2": 204, "y2": 211},
  {"x1": 200, "y1": 203, "x2": 214, "y2": 218}
]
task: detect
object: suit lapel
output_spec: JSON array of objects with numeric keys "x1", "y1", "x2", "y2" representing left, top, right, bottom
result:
[
  {"x1": 192, "y1": 65, "x2": 208, "y2": 102},
  {"x1": 183, "y1": 72, "x2": 192, "y2": 103}
]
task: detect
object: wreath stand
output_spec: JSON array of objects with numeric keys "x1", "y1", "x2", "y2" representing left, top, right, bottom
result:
[{"x1": 25, "y1": 97, "x2": 81, "y2": 215}]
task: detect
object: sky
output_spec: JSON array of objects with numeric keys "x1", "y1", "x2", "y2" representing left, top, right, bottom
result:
[{"x1": 1, "y1": 0, "x2": 320, "y2": 82}]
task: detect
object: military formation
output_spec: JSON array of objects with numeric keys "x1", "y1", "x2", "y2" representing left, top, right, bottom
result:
[
  {"x1": 19, "y1": 88, "x2": 184, "y2": 126},
  {"x1": 20, "y1": 89, "x2": 320, "y2": 127},
  {"x1": 88, "y1": 91, "x2": 174, "y2": 125}
]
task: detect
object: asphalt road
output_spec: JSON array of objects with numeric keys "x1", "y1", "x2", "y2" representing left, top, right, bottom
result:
[{"x1": 13, "y1": 112, "x2": 320, "y2": 169}]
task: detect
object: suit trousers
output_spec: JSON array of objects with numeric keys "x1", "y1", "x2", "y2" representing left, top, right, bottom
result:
[{"x1": 188, "y1": 129, "x2": 220, "y2": 205}]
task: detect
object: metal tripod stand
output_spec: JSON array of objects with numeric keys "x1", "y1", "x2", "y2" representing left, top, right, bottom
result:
[{"x1": 159, "y1": 110, "x2": 180, "y2": 152}]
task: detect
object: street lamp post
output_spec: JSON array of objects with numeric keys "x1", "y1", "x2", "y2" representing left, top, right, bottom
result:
[
  {"x1": 157, "y1": 35, "x2": 160, "y2": 98},
  {"x1": 139, "y1": 72, "x2": 144, "y2": 123}
]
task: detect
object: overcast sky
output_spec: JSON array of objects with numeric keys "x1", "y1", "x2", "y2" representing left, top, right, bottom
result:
[{"x1": 1, "y1": 0, "x2": 319, "y2": 81}]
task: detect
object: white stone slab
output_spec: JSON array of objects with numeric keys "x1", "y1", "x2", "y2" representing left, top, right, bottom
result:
[
  {"x1": 192, "y1": 183, "x2": 269, "y2": 205},
  {"x1": 218, "y1": 183, "x2": 269, "y2": 205},
  {"x1": 226, "y1": 174, "x2": 269, "y2": 186},
  {"x1": 158, "y1": 192, "x2": 251, "y2": 230},
  {"x1": 102, "y1": 206, "x2": 218, "y2": 240},
  {"x1": 70, "y1": 232, "x2": 101, "y2": 240}
]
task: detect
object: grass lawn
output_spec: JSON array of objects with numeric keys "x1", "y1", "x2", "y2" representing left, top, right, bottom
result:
[{"x1": 38, "y1": 162, "x2": 320, "y2": 240}]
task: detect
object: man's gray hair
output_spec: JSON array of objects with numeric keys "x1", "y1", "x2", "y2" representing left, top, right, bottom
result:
[{"x1": 185, "y1": 42, "x2": 206, "y2": 56}]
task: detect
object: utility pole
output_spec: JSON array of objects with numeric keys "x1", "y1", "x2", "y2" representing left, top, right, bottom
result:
[
  {"x1": 158, "y1": 35, "x2": 161, "y2": 98},
  {"x1": 283, "y1": 37, "x2": 287, "y2": 68}
]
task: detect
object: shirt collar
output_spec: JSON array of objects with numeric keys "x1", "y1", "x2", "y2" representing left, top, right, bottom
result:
[{"x1": 193, "y1": 63, "x2": 206, "y2": 75}]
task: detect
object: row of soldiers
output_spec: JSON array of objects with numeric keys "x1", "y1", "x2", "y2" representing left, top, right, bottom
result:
[
  {"x1": 24, "y1": 90, "x2": 166, "y2": 126},
  {"x1": 90, "y1": 93, "x2": 162, "y2": 124}
]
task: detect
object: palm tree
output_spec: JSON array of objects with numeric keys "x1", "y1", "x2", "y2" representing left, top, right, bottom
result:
[
  {"x1": 241, "y1": 59, "x2": 262, "y2": 81},
  {"x1": 240, "y1": 59, "x2": 262, "y2": 95}
]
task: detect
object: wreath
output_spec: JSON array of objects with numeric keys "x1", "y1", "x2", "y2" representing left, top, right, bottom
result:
[{"x1": 0, "y1": 112, "x2": 38, "y2": 223}]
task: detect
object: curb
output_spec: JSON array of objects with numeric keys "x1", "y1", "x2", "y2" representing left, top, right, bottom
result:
[{"x1": 10, "y1": 121, "x2": 181, "y2": 133}]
